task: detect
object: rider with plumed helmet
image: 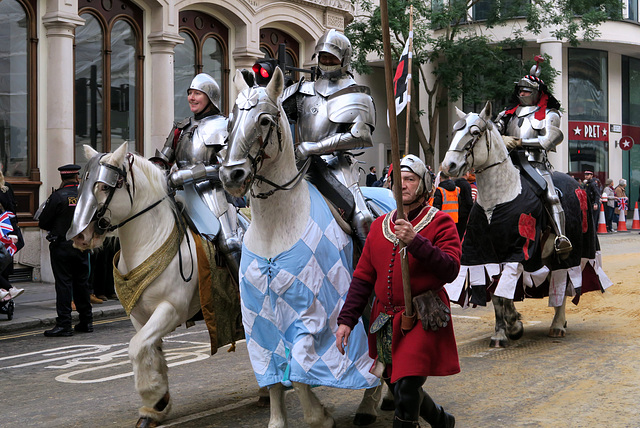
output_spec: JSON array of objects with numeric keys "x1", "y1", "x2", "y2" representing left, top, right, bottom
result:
[
  {"x1": 152, "y1": 73, "x2": 243, "y2": 280},
  {"x1": 282, "y1": 29, "x2": 376, "y2": 248},
  {"x1": 337, "y1": 154, "x2": 460, "y2": 428},
  {"x1": 494, "y1": 56, "x2": 571, "y2": 257}
]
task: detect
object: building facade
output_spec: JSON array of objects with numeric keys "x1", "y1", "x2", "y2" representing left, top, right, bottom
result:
[{"x1": 1, "y1": 0, "x2": 358, "y2": 281}]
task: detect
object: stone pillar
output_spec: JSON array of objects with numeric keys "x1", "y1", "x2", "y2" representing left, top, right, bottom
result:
[
  {"x1": 148, "y1": 32, "x2": 183, "y2": 154},
  {"x1": 539, "y1": 40, "x2": 567, "y2": 172},
  {"x1": 42, "y1": 12, "x2": 84, "y2": 191}
]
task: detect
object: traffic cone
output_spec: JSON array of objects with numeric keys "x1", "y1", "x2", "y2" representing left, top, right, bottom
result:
[
  {"x1": 632, "y1": 202, "x2": 640, "y2": 230},
  {"x1": 617, "y1": 208, "x2": 629, "y2": 232},
  {"x1": 597, "y1": 204, "x2": 608, "y2": 234}
]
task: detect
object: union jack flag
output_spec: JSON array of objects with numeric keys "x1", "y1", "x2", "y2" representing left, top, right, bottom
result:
[
  {"x1": 0, "y1": 211, "x2": 17, "y2": 256},
  {"x1": 619, "y1": 197, "x2": 629, "y2": 212}
]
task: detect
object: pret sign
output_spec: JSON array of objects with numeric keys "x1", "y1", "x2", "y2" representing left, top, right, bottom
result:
[{"x1": 620, "y1": 136, "x2": 634, "y2": 151}]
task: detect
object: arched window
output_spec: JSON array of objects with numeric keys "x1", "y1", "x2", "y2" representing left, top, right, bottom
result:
[
  {"x1": 174, "y1": 11, "x2": 228, "y2": 121},
  {"x1": 75, "y1": 0, "x2": 143, "y2": 159},
  {"x1": 0, "y1": 0, "x2": 36, "y2": 179},
  {"x1": 259, "y1": 28, "x2": 300, "y2": 82}
]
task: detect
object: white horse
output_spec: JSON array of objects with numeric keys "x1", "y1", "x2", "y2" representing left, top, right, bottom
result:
[
  {"x1": 220, "y1": 68, "x2": 385, "y2": 428},
  {"x1": 70, "y1": 143, "x2": 242, "y2": 427},
  {"x1": 441, "y1": 102, "x2": 612, "y2": 347}
]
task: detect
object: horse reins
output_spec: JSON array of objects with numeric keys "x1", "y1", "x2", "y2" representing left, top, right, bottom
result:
[
  {"x1": 452, "y1": 116, "x2": 509, "y2": 174},
  {"x1": 244, "y1": 102, "x2": 311, "y2": 200},
  {"x1": 95, "y1": 155, "x2": 194, "y2": 282}
]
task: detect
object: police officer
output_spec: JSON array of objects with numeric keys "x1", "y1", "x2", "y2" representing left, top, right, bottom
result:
[
  {"x1": 283, "y1": 29, "x2": 376, "y2": 247},
  {"x1": 495, "y1": 57, "x2": 571, "y2": 257},
  {"x1": 39, "y1": 164, "x2": 92, "y2": 337},
  {"x1": 151, "y1": 73, "x2": 243, "y2": 280}
]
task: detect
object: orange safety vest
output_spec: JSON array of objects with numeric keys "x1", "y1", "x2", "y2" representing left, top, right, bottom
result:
[{"x1": 440, "y1": 187, "x2": 460, "y2": 223}]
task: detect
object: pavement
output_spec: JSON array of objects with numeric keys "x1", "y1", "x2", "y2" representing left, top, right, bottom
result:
[{"x1": 0, "y1": 281, "x2": 126, "y2": 334}]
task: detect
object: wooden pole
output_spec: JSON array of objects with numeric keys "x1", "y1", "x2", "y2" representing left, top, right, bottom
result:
[
  {"x1": 404, "y1": 6, "x2": 414, "y2": 156},
  {"x1": 380, "y1": 0, "x2": 413, "y2": 321}
]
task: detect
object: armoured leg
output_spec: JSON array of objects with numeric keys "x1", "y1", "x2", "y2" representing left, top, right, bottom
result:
[
  {"x1": 215, "y1": 207, "x2": 243, "y2": 283},
  {"x1": 538, "y1": 168, "x2": 572, "y2": 257},
  {"x1": 329, "y1": 153, "x2": 374, "y2": 246}
]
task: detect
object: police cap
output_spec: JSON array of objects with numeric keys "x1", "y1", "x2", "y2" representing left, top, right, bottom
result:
[{"x1": 58, "y1": 164, "x2": 81, "y2": 176}]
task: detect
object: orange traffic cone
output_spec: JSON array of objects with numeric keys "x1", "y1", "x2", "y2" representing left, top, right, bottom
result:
[
  {"x1": 618, "y1": 206, "x2": 629, "y2": 232},
  {"x1": 597, "y1": 204, "x2": 608, "y2": 234},
  {"x1": 632, "y1": 202, "x2": 640, "y2": 230}
]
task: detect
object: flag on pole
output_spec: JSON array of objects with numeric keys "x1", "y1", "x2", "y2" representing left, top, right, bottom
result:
[
  {"x1": 393, "y1": 32, "x2": 412, "y2": 115},
  {"x1": 0, "y1": 211, "x2": 17, "y2": 256}
]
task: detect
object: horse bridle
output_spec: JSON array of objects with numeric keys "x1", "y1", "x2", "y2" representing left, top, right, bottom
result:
[
  {"x1": 92, "y1": 154, "x2": 193, "y2": 282},
  {"x1": 235, "y1": 89, "x2": 311, "y2": 200},
  {"x1": 450, "y1": 115, "x2": 508, "y2": 174}
]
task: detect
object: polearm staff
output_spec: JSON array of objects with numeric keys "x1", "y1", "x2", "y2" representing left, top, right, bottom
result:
[
  {"x1": 380, "y1": 0, "x2": 415, "y2": 328},
  {"x1": 404, "y1": 5, "x2": 414, "y2": 156}
]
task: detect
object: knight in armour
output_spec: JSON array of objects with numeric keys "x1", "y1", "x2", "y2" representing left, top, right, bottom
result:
[
  {"x1": 152, "y1": 73, "x2": 243, "y2": 279},
  {"x1": 494, "y1": 58, "x2": 571, "y2": 257},
  {"x1": 282, "y1": 29, "x2": 376, "y2": 247}
]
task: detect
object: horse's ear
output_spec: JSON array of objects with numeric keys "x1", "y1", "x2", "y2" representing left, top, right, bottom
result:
[
  {"x1": 480, "y1": 102, "x2": 492, "y2": 120},
  {"x1": 83, "y1": 144, "x2": 99, "y2": 161},
  {"x1": 455, "y1": 106, "x2": 466, "y2": 119},
  {"x1": 234, "y1": 69, "x2": 250, "y2": 94},
  {"x1": 108, "y1": 142, "x2": 128, "y2": 166},
  {"x1": 266, "y1": 67, "x2": 284, "y2": 101}
]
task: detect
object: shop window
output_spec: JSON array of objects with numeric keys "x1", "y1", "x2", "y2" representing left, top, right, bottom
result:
[
  {"x1": 174, "y1": 11, "x2": 228, "y2": 121},
  {"x1": 75, "y1": 0, "x2": 143, "y2": 160},
  {"x1": 260, "y1": 28, "x2": 299, "y2": 83},
  {"x1": 567, "y1": 49, "x2": 608, "y2": 181},
  {"x1": 0, "y1": 0, "x2": 35, "y2": 178}
]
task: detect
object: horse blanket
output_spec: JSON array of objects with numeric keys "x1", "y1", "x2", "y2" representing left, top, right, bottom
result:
[
  {"x1": 239, "y1": 183, "x2": 379, "y2": 389},
  {"x1": 445, "y1": 173, "x2": 612, "y2": 308}
]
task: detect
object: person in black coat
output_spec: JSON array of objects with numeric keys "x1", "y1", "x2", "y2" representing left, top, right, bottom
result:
[
  {"x1": 39, "y1": 164, "x2": 93, "y2": 337},
  {"x1": 583, "y1": 170, "x2": 601, "y2": 226},
  {"x1": 366, "y1": 166, "x2": 378, "y2": 187},
  {"x1": 454, "y1": 176, "x2": 474, "y2": 240}
]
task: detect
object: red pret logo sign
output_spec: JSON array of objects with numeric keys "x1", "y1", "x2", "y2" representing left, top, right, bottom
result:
[
  {"x1": 620, "y1": 136, "x2": 634, "y2": 151},
  {"x1": 568, "y1": 121, "x2": 609, "y2": 141}
]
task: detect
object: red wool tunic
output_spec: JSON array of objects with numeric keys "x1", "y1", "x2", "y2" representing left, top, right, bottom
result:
[{"x1": 338, "y1": 205, "x2": 462, "y2": 383}]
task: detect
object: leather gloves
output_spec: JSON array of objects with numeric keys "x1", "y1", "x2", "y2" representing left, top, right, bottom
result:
[{"x1": 413, "y1": 290, "x2": 450, "y2": 331}]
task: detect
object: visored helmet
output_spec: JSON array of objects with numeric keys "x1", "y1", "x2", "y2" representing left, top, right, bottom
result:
[
  {"x1": 189, "y1": 73, "x2": 221, "y2": 112},
  {"x1": 313, "y1": 29, "x2": 352, "y2": 78},
  {"x1": 400, "y1": 154, "x2": 432, "y2": 197},
  {"x1": 515, "y1": 75, "x2": 542, "y2": 106}
]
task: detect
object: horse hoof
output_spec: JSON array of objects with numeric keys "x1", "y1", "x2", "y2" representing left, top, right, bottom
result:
[
  {"x1": 353, "y1": 413, "x2": 377, "y2": 426},
  {"x1": 257, "y1": 395, "x2": 270, "y2": 407},
  {"x1": 489, "y1": 338, "x2": 507, "y2": 348},
  {"x1": 136, "y1": 417, "x2": 158, "y2": 428},
  {"x1": 380, "y1": 398, "x2": 395, "y2": 411},
  {"x1": 507, "y1": 321, "x2": 524, "y2": 341},
  {"x1": 548, "y1": 328, "x2": 566, "y2": 338}
]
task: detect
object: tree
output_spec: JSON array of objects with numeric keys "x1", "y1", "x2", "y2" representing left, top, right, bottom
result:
[{"x1": 346, "y1": 0, "x2": 622, "y2": 165}]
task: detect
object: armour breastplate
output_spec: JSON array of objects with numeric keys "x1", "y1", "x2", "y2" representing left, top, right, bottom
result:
[{"x1": 175, "y1": 115, "x2": 228, "y2": 168}]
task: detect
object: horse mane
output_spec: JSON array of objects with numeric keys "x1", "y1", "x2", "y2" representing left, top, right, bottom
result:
[{"x1": 101, "y1": 151, "x2": 170, "y2": 207}]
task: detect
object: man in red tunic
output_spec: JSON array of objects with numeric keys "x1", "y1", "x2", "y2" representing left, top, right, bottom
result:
[{"x1": 336, "y1": 155, "x2": 461, "y2": 428}]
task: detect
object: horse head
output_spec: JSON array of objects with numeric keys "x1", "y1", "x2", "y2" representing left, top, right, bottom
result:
[
  {"x1": 442, "y1": 102, "x2": 507, "y2": 177},
  {"x1": 220, "y1": 67, "x2": 293, "y2": 199},
  {"x1": 69, "y1": 143, "x2": 168, "y2": 250}
]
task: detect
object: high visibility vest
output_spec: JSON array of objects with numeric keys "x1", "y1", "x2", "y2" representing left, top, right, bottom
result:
[{"x1": 440, "y1": 187, "x2": 460, "y2": 223}]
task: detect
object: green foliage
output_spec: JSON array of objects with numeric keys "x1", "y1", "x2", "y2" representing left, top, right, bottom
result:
[{"x1": 347, "y1": 0, "x2": 622, "y2": 106}]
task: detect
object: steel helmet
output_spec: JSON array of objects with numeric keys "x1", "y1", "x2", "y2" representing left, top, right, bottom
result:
[
  {"x1": 189, "y1": 73, "x2": 221, "y2": 112},
  {"x1": 400, "y1": 154, "x2": 432, "y2": 197},
  {"x1": 313, "y1": 29, "x2": 352, "y2": 78}
]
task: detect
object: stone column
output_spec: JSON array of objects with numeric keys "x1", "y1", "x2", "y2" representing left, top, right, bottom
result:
[
  {"x1": 148, "y1": 32, "x2": 183, "y2": 154},
  {"x1": 539, "y1": 40, "x2": 567, "y2": 172},
  {"x1": 42, "y1": 11, "x2": 84, "y2": 190}
]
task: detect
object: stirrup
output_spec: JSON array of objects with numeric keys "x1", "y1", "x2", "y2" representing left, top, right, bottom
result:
[{"x1": 554, "y1": 235, "x2": 572, "y2": 259}]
